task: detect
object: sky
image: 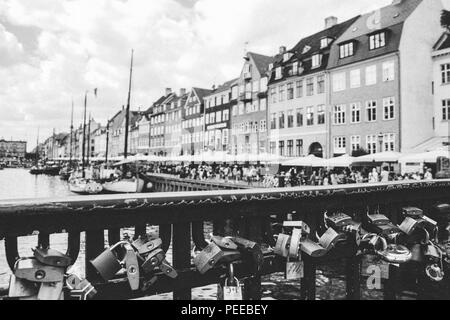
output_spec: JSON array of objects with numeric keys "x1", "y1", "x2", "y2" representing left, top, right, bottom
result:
[{"x1": 1, "y1": 0, "x2": 449, "y2": 151}]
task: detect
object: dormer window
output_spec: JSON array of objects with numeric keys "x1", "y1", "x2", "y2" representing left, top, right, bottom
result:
[
  {"x1": 268, "y1": 63, "x2": 274, "y2": 70},
  {"x1": 283, "y1": 52, "x2": 293, "y2": 62},
  {"x1": 311, "y1": 54, "x2": 322, "y2": 69},
  {"x1": 275, "y1": 67, "x2": 283, "y2": 80},
  {"x1": 339, "y1": 42, "x2": 354, "y2": 59},
  {"x1": 302, "y1": 45, "x2": 311, "y2": 54},
  {"x1": 320, "y1": 37, "x2": 332, "y2": 49},
  {"x1": 369, "y1": 31, "x2": 386, "y2": 50},
  {"x1": 292, "y1": 62, "x2": 299, "y2": 75}
]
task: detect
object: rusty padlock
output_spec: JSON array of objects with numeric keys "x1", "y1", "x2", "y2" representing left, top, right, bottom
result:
[
  {"x1": 33, "y1": 247, "x2": 73, "y2": 268},
  {"x1": 194, "y1": 242, "x2": 225, "y2": 274},
  {"x1": 14, "y1": 258, "x2": 65, "y2": 283}
]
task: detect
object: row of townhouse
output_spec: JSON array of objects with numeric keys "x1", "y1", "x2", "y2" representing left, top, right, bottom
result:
[{"x1": 44, "y1": 0, "x2": 450, "y2": 160}]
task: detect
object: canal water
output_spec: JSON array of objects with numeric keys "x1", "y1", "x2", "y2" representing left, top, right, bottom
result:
[{"x1": 0, "y1": 169, "x2": 385, "y2": 300}]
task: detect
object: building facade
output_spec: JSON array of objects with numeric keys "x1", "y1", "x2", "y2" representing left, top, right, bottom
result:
[
  {"x1": 109, "y1": 108, "x2": 141, "y2": 157},
  {"x1": 204, "y1": 80, "x2": 236, "y2": 153},
  {"x1": 328, "y1": 0, "x2": 444, "y2": 156},
  {"x1": 164, "y1": 90, "x2": 187, "y2": 157},
  {"x1": 268, "y1": 16, "x2": 358, "y2": 158},
  {"x1": 0, "y1": 139, "x2": 27, "y2": 160},
  {"x1": 182, "y1": 87, "x2": 211, "y2": 155},
  {"x1": 231, "y1": 52, "x2": 272, "y2": 155}
]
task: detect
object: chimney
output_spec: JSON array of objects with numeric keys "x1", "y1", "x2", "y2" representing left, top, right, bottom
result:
[
  {"x1": 165, "y1": 88, "x2": 172, "y2": 96},
  {"x1": 279, "y1": 46, "x2": 287, "y2": 54},
  {"x1": 325, "y1": 16, "x2": 338, "y2": 29},
  {"x1": 180, "y1": 88, "x2": 186, "y2": 96}
]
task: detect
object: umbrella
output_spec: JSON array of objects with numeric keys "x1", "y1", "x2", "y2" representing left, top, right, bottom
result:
[
  {"x1": 399, "y1": 150, "x2": 450, "y2": 163},
  {"x1": 353, "y1": 152, "x2": 402, "y2": 163},
  {"x1": 322, "y1": 154, "x2": 355, "y2": 168},
  {"x1": 282, "y1": 155, "x2": 326, "y2": 167}
]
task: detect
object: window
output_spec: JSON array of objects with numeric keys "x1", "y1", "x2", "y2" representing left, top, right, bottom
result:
[
  {"x1": 366, "y1": 65, "x2": 377, "y2": 85},
  {"x1": 306, "y1": 107, "x2": 314, "y2": 126},
  {"x1": 287, "y1": 110, "x2": 294, "y2": 128},
  {"x1": 210, "y1": 112, "x2": 216, "y2": 123},
  {"x1": 383, "y1": 97, "x2": 395, "y2": 120},
  {"x1": 366, "y1": 135, "x2": 377, "y2": 154},
  {"x1": 279, "y1": 141, "x2": 285, "y2": 156},
  {"x1": 287, "y1": 83, "x2": 294, "y2": 100},
  {"x1": 252, "y1": 80, "x2": 259, "y2": 93},
  {"x1": 366, "y1": 100, "x2": 377, "y2": 122},
  {"x1": 223, "y1": 110, "x2": 230, "y2": 121},
  {"x1": 317, "y1": 105, "x2": 325, "y2": 125},
  {"x1": 443, "y1": 99, "x2": 450, "y2": 120},
  {"x1": 296, "y1": 80, "x2": 303, "y2": 98},
  {"x1": 321, "y1": 37, "x2": 331, "y2": 49},
  {"x1": 296, "y1": 108, "x2": 304, "y2": 127},
  {"x1": 232, "y1": 105, "x2": 237, "y2": 116},
  {"x1": 334, "y1": 137, "x2": 346, "y2": 154},
  {"x1": 333, "y1": 105, "x2": 346, "y2": 125},
  {"x1": 279, "y1": 85, "x2": 285, "y2": 102},
  {"x1": 312, "y1": 54, "x2": 322, "y2": 68},
  {"x1": 382, "y1": 61, "x2": 395, "y2": 82},
  {"x1": 271, "y1": 88, "x2": 277, "y2": 103},
  {"x1": 306, "y1": 78, "x2": 314, "y2": 96},
  {"x1": 350, "y1": 69, "x2": 361, "y2": 88},
  {"x1": 238, "y1": 103, "x2": 244, "y2": 115},
  {"x1": 260, "y1": 120, "x2": 267, "y2": 132},
  {"x1": 260, "y1": 98, "x2": 267, "y2": 111},
  {"x1": 333, "y1": 72, "x2": 346, "y2": 92},
  {"x1": 260, "y1": 77, "x2": 268, "y2": 92},
  {"x1": 279, "y1": 112, "x2": 285, "y2": 129},
  {"x1": 317, "y1": 75, "x2": 325, "y2": 94},
  {"x1": 271, "y1": 113, "x2": 277, "y2": 129},
  {"x1": 275, "y1": 67, "x2": 283, "y2": 80},
  {"x1": 350, "y1": 103, "x2": 361, "y2": 123},
  {"x1": 351, "y1": 136, "x2": 361, "y2": 151},
  {"x1": 381, "y1": 133, "x2": 395, "y2": 152},
  {"x1": 216, "y1": 111, "x2": 222, "y2": 123},
  {"x1": 287, "y1": 140, "x2": 294, "y2": 157},
  {"x1": 369, "y1": 32, "x2": 386, "y2": 50},
  {"x1": 296, "y1": 139, "x2": 303, "y2": 157},
  {"x1": 442, "y1": 64, "x2": 450, "y2": 84},
  {"x1": 339, "y1": 42, "x2": 354, "y2": 58}
]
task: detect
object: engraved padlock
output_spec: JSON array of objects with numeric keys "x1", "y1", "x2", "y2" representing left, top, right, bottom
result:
[
  {"x1": 132, "y1": 237, "x2": 163, "y2": 256},
  {"x1": 399, "y1": 217, "x2": 420, "y2": 236},
  {"x1": 274, "y1": 234, "x2": 290, "y2": 258},
  {"x1": 8, "y1": 275, "x2": 38, "y2": 299},
  {"x1": 124, "y1": 243, "x2": 140, "y2": 291},
  {"x1": 289, "y1": 228, "x2": 303, "y2": 259},
  {"x1": 142, "y1": 249, "x2": 165, "y2": 274},
  {"x1": 375, "y1": 237, "x2": 412, "y2": 264},
  {"x1": 90, "y1": 241, "x2": 128, "y2": 282},
  {"x1": 300, "y1": 239, "x2": 327, "y2": 258},
  {"x1": 33, "y1": 247, "x2": 73, "y2": 268},
  {"x1": 194, "y1": 242, "x2": 225, "y2": 274},
  {"x1": 318, "y1": 228, "x2": 346, "y2": 251},
  {"x1": 324, "y1": 212, "x2": 353, "y2": 229},
  {"x1": 14, "y1": 258, "x2": 65, "y2": 283},
  {"x1": 37, "y1": 281, "x2": 64, "y2": 301},
  {"x1": 211, "y1": 236, "x2": 238, "y2": 251}
]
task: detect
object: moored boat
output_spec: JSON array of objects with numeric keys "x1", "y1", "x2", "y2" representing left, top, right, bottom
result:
[
  {"x1": 69, "y1": 178, "x2": 103, "y2": 195},
  {"x1": 30, "y1": 166, "x2": 45, "y2": 175},
  {"x1": 102, "y1": 177, "x2": 145, "y2": 194}
]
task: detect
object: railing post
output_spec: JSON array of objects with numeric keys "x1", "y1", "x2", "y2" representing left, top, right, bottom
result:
[
  {"x1": 172, "y1": 222, "x2": 192, "y2": 300},
  {"x1": 345, "y1": 255, "x2": 361, "y2": 300},
  {"x1": 85, "y1": 229, "x2": 105, "y2": 282},
  {"x1": 384, "y1": 265, "x2": 399, "y2": 300},
  {"x1": 301, "y1": 255, "x2": 316, "y2": 300}
]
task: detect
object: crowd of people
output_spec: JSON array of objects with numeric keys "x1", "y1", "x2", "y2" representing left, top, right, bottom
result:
[{"x1": 143, "y1": 162, "x2": 435, "y2": 188}]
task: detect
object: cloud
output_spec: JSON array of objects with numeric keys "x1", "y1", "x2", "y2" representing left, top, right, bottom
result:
[{"x1": 0, "y1": 0, "x2": 448, "y2": 150}]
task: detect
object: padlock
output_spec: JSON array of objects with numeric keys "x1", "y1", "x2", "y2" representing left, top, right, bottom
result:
[
  {"x1": 366, "y1": 213, "x2": 401, "y2": 239},
  {"x1": 300, "y1": 239, "x2": 327, "y2": 257},
  {"x1": 274, "y1": 234, "x2": 290, "y2": 258},
  {"x1": 8, "y1": 275, "x2": 38, "y2": 299},
  {"x1": 402, "y1": 207, "x2": 424, "y2": 219},
  {"x1": 159, "y1": 260, "x2": 178, "y2": 279},
  {"x1": 289, "y1": 228, "x2": 303, "y2": 259},
  {"x1": 219, "y1": 264, "x2": 243, "y2": 301},
  {"x1": 367, "y1": 214, "x2": 390, "y2": 225},
  {"x1": 37, "y1": 281, "x2": 64, "y2": 301},
  {"x1": 318, "y1": 228, "x2": 346, "y2": 251},
  {"x1": 399, "y1": 217, "x2": 420, "y2": 236},
  {"x1": 194, "y1": 242, "x2": 225, "y2": 274},
  {"x1": 132, "y1": 237, "x2": 163, "y2": 256},
  {"x1": 426, "y1": 264, "x2": 445, "y2": 282},
  {"x1": 211, "y1": 236, "x2": 238, "y2": 251},
  {"x1": 141, "y1": 276, "x2": 158, "y2": 292},
  {"x1": 285, "y1": 256, "x2": 304, "y2": 281},
  {"x1": 424, "y1": 243, "x2": 441, "y2": 262},
  {"x1": 124, "y1": 243, "x2": 140, "y2": 291},
  {"x1": 229, "y1": 237, "x2": 264, "y2": 273},
  {"x1": 142, "y1": 249, "x2": 165, "y2": 274},
  {"x1": 421, "y1": 215, "x2": 438, "y2": 233},
  {"x1": 14, "y1": 258, "x2": 65, "y2": 283},
  {"x1": 33, "y1": 247, "x2": 73, "y2": 268},
  {"x1": 324, "y1": 212, "x2": 353, "y2": 229},
  {"x1": 90, "y1": 241, "x2": 128, "y2": 282},
  {"x1": 410, "y1": 244, "x2": 425, "y2": 263},
  {"x1": 66, "y1": 274, "x2": 97, "y2": 300},
  {"x1": 375, "y1": 237, "x2": 412, "y2": 264},
  {"x1": 283, "y1": 221, "x2": 311, "y2": 235}
]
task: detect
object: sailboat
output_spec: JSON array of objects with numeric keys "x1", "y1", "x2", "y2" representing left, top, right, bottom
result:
[
  {"x1": 60, "y1": 100, "x2": 76, "y2": 180},
  {"x1": 69, "y1": 93, "x2": 103, "y2": 195},
  {"x1": 102, "y1": 49, "x2": 145, "y2": 194},
  {"x1": 30, "y1": 128, "x2": 44, "y2": 175}
]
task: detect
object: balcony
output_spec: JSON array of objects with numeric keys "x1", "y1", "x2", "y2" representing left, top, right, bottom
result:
[
  {"x1": 243, "y1": 72, "x2": 252, "y2": 80},
  {"x1": 239, "y1": 92, "x2": 252, "y2": 103}
]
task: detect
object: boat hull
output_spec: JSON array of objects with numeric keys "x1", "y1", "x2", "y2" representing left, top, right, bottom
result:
[
  {"x1": 102, "y1": 179, "x2": 145, "y2": 194},
  {"x1": 69, "y1": 179, "x2": 103, "y2": 195}
]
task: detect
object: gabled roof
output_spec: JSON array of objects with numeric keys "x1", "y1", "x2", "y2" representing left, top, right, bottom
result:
[
  {"x1": 110, "y1": 108, "x2": 141, "y2": 132},
  {"x1": 248, "y1": 52, "x2": 274, "y2": 75},
  {"x1": 434, "y1": 32, "x2": 450, "y2": 51},
  {"x1": 207, "y1": 78, "x2": 239, "y2": 96},
  {"x1": 328, "y1": 0, "x2": 423, "y2": 69},
  {"x1": 193, "y1": 87, "x2": 213, "y2": 101},
  {"x1": 144, "y1": 95, "x2": 166, "y2": 114}
]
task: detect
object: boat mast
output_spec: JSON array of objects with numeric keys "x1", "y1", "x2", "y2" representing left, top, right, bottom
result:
[
  {"x1": 124, "y1": 49, "x2": 134, "y2": 160},
  {"x1": 82, "y1": 92, "x2": 87, "y2": 178},
  {"x1": 105, "y1": 120, "x2": 110, "y2": 164},
  {"x1": 69, "y1": 99, "x2": 74, "y2": 166},
  {"x1": 52, "y1": 128, "x2": 56, "y2": 160},
  {"x1": 35, "y1": 127, "x2": 40, "y2": 165},
  {"x1": 87, "y1": 114, "x2": 91, "y2": 165}
]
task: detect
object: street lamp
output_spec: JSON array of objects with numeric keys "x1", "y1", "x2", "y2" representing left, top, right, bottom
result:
[{"x1": 378, "y1": 132, "x2": 384, "y2": 153}]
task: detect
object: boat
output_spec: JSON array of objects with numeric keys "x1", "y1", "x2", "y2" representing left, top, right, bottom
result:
[
  {"x1": 69, "y1": 178, "x2": 103, "y2": 195},
  {"x1": 59, "y1": 167, "x2": 74, "y2": 181},
  {"x1": 30, "y1": 166, "x2": 45, "y2": 175},
  {"x1": 102, "y1": 177, "x2": 145, "y2": 194},
  {"x1": 42, "y1": 163, "x2": 62, "y2": 176}
]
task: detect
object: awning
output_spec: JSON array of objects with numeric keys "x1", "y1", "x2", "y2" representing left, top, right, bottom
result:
[
  {"x1": 322, "y1": 154, "x2": 355, "y2": 167},
  {"x1": 399, "y1": 149, "x2": 450, "y2": 163},
  {"x1": 353, "y1": 152, "x2": 402, "y2": 163},
  {"x1": 281, "y1": 155, "x2": 326, "y2": 167}
]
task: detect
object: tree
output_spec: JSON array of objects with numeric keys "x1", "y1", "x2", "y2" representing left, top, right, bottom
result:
[
  {"x1": 441, "y1": 10, "x2": 450, "y2": 32},
  {"x1": 352, "y1": 148, "x2": 369, "y2": 158}
]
